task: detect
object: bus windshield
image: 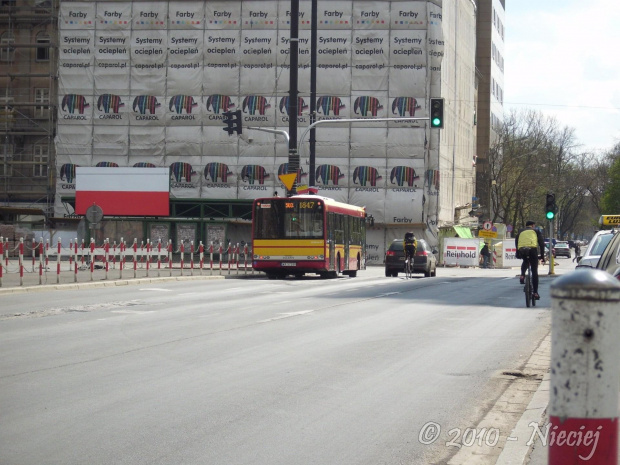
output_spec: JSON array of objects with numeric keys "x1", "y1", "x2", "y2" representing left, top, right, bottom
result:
[{"x1": 254, "y1": 199, "x2": 324, "y2": 239}]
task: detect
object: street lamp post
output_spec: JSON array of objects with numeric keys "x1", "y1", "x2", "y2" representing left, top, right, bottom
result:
[{"x1": 489, "y1": 179, "x2": 496, "y2": 222}]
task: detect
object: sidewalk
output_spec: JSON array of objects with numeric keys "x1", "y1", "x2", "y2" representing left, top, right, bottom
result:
[{"x1": 0, "y1": 258, "x2": 257, "y2": 294}]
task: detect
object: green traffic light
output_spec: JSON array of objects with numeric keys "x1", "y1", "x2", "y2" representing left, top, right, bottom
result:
[
  {"x1": 546, "y1": 211, "x2": 555, "y2": 220},
  {"x1": 432, "y1": 117, "x2": 441, "y2": 127}
]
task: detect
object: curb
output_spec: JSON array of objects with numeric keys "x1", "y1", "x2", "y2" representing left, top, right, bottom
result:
[
  {"x1": 496, "y1": 334, "x2": 551, "y2": 465},
  {"x1": 0, "y1": 274, "x2": 230, "y2": 295}
]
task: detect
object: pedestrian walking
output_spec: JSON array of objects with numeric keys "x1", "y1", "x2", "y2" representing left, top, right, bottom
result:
[{"x1": 480, "y1": 242, "x2": 491, "y2": 268}]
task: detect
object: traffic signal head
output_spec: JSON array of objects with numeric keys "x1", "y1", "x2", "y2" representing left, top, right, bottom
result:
[
  {"x1": 430, "y1": 98, "x2": 444, "y2": 128},
  {"x1": 222, "y1": 111, "x2": 234, "y2": 135},
  {"x1": 222, "y1": 110, "x2": 242, "y2": 135},
  {"x1": 232, "y1": 109, "x2": 242, "y2": 135},
  {"x1": 545, "y1": 193, "x2": 556, "y2": 220}
]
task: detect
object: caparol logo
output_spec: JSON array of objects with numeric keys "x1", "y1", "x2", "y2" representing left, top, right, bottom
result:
[
  {"x1": 61, "y1": 94, "x2": 89, "y2": 114},
  {"x1": 240, "y1": 164, "x2": 270, "y2": 185},
  {"x1": 391, "y1": 97, "x2": 419, "y2": 117},
  {"x1": 316, "y1": 164, "x2": 345, "y2": 186},
  {"x1": 97, "y1": 94, "x2": 124, "y2": 113},
  {"x1": 169, "y1": 162, "x2": 197, "y2": 182},
  {"x1": 169, "y1": 95, "x2": 198, "y2": 114},
  {"x1": 278, "y1": 96, "x2": 309, "y2": 116},
  {"x1": 278, "y1": 163, "x2": 307, "y2": 182},
  {"x1": 206, "y1": 94, "x2": 235, "y2": 114},
  {"x1": 204, "y1": 162, "x2": 233, "y2": 182},
  {"x1": 59, "y1": 163, "x2": 79, "y2": 183},
  {"x1": 316, "y1": 96, "x2": 346, "y2": 116},
  {"x1": 352, "y1": 166, "x2": 382, "y2": 187},
  {"x1": 96, "y1": 162, "x2": 119, "y2": 167},
  {"x1": 132, "y1": 95, "x2": 161, "y2": 115},
  {"x1": 242, "y1": 96, "x2": 271, "y2": 116},
  {"x1": 390, "y1": 166, "x2": 419, "y2": 187},
  {"x1": 353, "y1": 96, "x2": 383, "y2": 117}
]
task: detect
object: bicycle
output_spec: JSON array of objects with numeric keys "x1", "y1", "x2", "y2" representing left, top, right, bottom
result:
[
  {"x1": 404, "y1": 257, "x2": 412, "y2": 279},
  {"x1": 404, "y1": 250, "x2": 414, "y2": 279},
  {"x1": 520, "y1": 247, "x2": 539, "y2": 308}
]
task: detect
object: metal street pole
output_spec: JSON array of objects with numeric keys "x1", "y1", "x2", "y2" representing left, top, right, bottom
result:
[
  {"x1": 287, "y1": 0, "x2": 299, "y2": 196},
  {"x1": 309, "y1": 0, "x2": 317, "y2": 187}
]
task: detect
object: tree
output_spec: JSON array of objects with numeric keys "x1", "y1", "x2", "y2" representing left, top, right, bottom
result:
[{"x1": 600, "y1": 144, "x2": 620, "y2": 213}]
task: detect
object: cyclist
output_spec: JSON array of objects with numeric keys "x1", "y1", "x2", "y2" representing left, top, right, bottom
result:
[
  {"x1": 404, "y1": 231, "x2": 417, "y2": 269},
  {"x1": 514, "y1": 220, "x2": 545, "y2": 300}
]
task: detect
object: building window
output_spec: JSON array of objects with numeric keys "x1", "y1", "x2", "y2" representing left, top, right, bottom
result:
[
  {"x1": 36, "y1": 33, "x2": 50, "y2": 61},
  {"x1": 35, "y1": 88, "x2": 50, "y2": 118},
  {"x1": 0, "y1": 145, "x2": 13, "y2": 177},
  {"x1": 0, "y1": 32, "x2": 15, "y2": 62},
  {"x1": 33, "y1": 145, "x2": 48, "y2": 177}
]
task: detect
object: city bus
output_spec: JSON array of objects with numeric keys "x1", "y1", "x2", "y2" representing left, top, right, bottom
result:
[{"x1": 252, "y1": 195, "x2": 368, "y2": 279}]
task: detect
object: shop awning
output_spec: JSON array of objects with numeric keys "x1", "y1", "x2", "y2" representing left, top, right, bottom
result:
[{"x1": 453, "y1": 225, "x2": 474, "y2": 238}]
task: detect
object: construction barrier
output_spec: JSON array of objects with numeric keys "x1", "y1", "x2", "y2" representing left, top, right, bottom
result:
[{"x1": 0, "y1": 236, "x2": 255, "y2": 287}]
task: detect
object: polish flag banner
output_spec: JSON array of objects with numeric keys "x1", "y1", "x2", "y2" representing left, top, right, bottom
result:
[{"x1": 75, "y1": 167, "x2": 169, "y2": 216}]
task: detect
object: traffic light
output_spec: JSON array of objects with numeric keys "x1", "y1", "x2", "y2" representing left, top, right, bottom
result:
[
  {"x1": 545, "y1": 193, "x2": 556, "y2": 220},
  {"x1": 231, "y1": 109, "x2": 242, "y2": 135},
  {"x1": 430, "y1": 98, "x2": 444, "y2": 128},
  {"x1": 222, "y1": 111, "x2": 234, "y2": 135},
  {"x1": 223, "y1": 110, "x2": 243, "y2": 135}
]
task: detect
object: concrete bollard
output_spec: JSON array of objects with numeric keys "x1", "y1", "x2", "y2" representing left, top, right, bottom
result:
[{"x1": 549, "y1": 269, "x2": 620, "y2": 465}]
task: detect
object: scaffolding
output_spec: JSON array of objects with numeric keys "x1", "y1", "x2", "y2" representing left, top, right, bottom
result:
[{"x1": 0, "y1": 0, "x2": 57, "y2": 223}]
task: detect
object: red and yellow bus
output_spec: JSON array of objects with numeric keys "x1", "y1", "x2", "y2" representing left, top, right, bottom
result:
[{"x1": 252, "y1": 195, "x2": 368, "y2": 279}]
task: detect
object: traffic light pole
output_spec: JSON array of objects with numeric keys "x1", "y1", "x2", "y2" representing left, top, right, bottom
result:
[{"x1": 549, "y1": 219, "x2": 555, "y2": 275}]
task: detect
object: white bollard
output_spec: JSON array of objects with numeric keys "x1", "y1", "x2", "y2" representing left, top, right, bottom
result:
[{"x1": 549, "y1": 269, "x2": 620, "y2": 465}]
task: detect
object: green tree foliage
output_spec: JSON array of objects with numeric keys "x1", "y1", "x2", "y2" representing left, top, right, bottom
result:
[
  {"x1": 600, "y1": 144, "x2": 620, "y2": 213},
  {"x1": 487, "y1": 109, "x2": 613, "y2": 238}
]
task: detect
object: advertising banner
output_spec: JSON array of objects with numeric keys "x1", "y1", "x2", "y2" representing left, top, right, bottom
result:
[
  {"x1": 501, "y1": 239, "x2": 522, "y2": 268},
  {"x1": 443, "y1": 238, "x2": 481, "y2": 267},
  {"x1": 55, "y1": 0, "x2": 445, "y2": 228}
]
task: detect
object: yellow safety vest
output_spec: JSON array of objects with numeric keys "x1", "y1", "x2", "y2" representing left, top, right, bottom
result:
[{"x1": 518, "y1": 229, "x2": 538, "y2": 248}]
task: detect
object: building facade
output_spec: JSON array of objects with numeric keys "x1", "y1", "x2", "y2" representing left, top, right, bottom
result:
[
  {"x1": 474, "y1": 0, "x2": 504, "y2": 221},
  {"x1": 3, "y1": 0, "x2": 479, "y2": 264},
  {"x1": 0, "y1": 0, "x2": 57, "y2": 223}
]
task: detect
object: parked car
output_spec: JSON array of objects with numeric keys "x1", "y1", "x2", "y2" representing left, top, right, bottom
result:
[
  {"x1": 595, "y1": 230, "x2": 620, "y2": 281},
  {"x1": 553, "y1": 241, "x2": 571, "y2": 258},
  {"x1": 576, "y1": 230, "x2": 616, "y2": 268},
  {"x1": 385, "y1": 239, "x2": 437, "y2": 278}
]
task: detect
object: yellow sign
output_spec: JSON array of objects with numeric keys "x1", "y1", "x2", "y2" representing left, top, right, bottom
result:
[
  {"x1": 599, "y1": 215, "x2": 620, "y2": 226},
  {"x1": 478, "y1": 230, "x2": 497, "y2": 238},
  {"x1": 278, "y1": 173, "x2": 297, "y2": 191}
]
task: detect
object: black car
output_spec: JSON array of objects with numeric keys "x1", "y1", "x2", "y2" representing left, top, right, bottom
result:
[
  {"x1": 595, "y1": 230, "x2": 620, "y2": 281},
  {"x1": 384, "y1": 239, "x2": 437, "y2": 278}
]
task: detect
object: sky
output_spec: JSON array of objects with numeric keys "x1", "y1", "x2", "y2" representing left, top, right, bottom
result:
[{"x1": 504, "y1": 0, "x2": 620, "y2": 154}]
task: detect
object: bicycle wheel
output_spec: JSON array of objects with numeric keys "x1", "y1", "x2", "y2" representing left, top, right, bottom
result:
[{"x1": 524, "y1": 274, "x2": 531, "y2": 308}]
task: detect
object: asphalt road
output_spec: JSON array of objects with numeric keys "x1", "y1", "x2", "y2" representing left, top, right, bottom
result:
[{"x1": 0, "y1": 266, "x2": 555, "y2": 465}]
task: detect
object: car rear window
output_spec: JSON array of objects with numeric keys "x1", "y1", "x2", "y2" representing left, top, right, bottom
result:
[{"x1": 389, "y1": 242, "x2": 404, "y2": 252}]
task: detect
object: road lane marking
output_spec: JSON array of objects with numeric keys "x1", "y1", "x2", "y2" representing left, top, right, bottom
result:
[{"x1": 258, "y1": 310, "x2": 314, "y2": 323}]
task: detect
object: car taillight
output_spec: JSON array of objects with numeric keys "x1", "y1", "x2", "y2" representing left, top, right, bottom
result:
[
  {"x1": 386, "y1": 251, "x2": 397, "y2": 257},
  {"x1": 416, "y1": 250, "x2": 427, "y2": 256}
]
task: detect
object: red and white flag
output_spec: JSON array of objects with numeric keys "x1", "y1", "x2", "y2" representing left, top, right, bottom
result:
[{"x1": 75, "y1": 167, "x2": 169, "y2": 216}]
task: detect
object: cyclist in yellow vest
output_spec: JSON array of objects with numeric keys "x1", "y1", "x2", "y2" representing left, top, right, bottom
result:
[
  {"x1": 515, "y1": 220, "x2": 546, "y2": 300},
  {"x1": 404, "y1": 231, "x2": 417, "y2": 265}
]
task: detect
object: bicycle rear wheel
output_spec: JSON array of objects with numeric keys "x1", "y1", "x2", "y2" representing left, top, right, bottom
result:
[{"x1": 524, "y1": 274, "x2": 532, "y2": 308}]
